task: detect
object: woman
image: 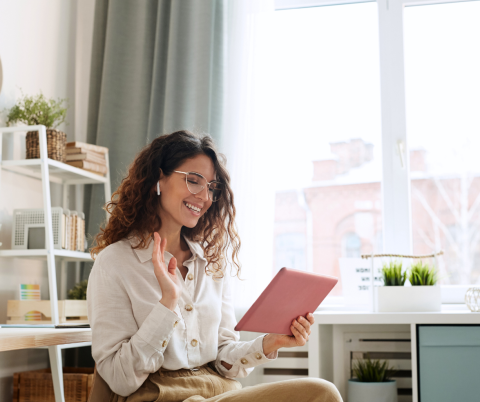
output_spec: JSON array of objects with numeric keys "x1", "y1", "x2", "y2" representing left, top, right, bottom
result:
[{"x1": 87, "y1": 130, "x2": 342, "y2": 402}]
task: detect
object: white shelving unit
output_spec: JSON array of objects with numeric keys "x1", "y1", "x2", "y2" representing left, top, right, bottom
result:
[{"x1": 0, "y1": 125, "x2": 111, "y2": 402}]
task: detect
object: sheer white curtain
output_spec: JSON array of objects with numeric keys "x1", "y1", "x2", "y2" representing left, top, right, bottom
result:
[{"x1": 221, "y1": 0, "x2": 276, "y2": 315}]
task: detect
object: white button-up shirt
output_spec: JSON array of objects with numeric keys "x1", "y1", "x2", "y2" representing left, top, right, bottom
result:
[{"x1": 87, "y1": 234, "x2": 277, "y2": 397}]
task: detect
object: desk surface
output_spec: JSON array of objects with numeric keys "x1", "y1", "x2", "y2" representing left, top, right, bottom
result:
[
  {"x1": 314, "y1": 308, "x2": 480, "y2": 325},
  {"x1": 0, "y1": 328, "x2": 92, "y2": 352}
]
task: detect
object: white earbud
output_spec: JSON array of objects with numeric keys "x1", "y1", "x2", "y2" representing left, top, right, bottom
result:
[{"x1": 157, "y1": 181, "x2": 161, "y2": 196}]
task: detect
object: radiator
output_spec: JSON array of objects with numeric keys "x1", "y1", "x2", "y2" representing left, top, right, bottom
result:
[
  {"x1": 344, "y1": 332, "x2": 412, "y2": 402},
  {"x1": 262, "y1": 343, "x2": 309, "y2": 383}
]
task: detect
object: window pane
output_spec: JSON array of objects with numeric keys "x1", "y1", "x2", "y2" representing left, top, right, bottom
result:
[
  {"x1": 271, "y1": 3, "x2": 382, "y2": 296},
  {"x1": 405, "y1": 1, "x2": 480, "y2": 285}
]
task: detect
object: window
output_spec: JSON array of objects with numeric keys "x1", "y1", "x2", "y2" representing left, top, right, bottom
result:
[
  {"x1": 275, "y1": 232, "x2": 306, "y2": 272},
  {"x1": 271, "y1": 0, "x2": 480, "y2": 300},
  {"x1": 342, "y1": 232, "x2": 361, "y2": 258},
  {"x1": 404, "y1": 1, "x2": 480, "y2": 285},
  {"x1": 271, "y1": 3, "x2": 382, "y2": 295}
]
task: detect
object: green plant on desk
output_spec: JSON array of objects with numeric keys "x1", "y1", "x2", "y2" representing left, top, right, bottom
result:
[
  {"x1": 352, "y1": 357, "x2": 397, "y2": 382},
  {"x1": 381, "y1": 260, "x2": 406, "y2": 286},
  {"x1": 408, "y1": 261, "x2": 438, "y2": 286},
  {"x1": 67, "y1": 280, "x2": 88, "y2": 300}
]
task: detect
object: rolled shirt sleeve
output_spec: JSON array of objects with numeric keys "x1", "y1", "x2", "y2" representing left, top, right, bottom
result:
[
  {"x1": 87, "y1": 252, "x2": 179, "y2": 397},
  {"x1": 215, "y1": 273, "x2": 278, "y2": 378}
]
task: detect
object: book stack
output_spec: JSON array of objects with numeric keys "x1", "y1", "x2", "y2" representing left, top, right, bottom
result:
[
  {"x1": 66, "y1": 141, "x2": 109, "y2": 176},
  {"x1": 62, "y1": 210, "x2": 86, "y2": 252}
]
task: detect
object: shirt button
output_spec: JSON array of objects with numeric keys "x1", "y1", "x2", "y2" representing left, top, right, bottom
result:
[
  {"x1": 162, "y1": 340, "x2": 168, "y2": 347},
  {"x1": 187, "y1": 273, "x2": 194, "y2": 280},
  {"x1": 191, "y1": 339, "x2": 198, "y2": 347},
  {"x1": 174, "y1": 321, "x2": 179, "y2": 327},
  {"x1": 185, "y1": 304, "x2": 193, "y2": 311},
  {"x1": 255, "y1": 353, "x2": 262, "y2": 360},
  {"x1": 241, "y1": 358, "x2": 248, "y2": 365}
]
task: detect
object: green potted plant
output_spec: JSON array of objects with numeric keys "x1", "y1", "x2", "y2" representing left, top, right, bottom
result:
[
  {"x1": 381, "y1": 260, "x2": 406, "y2": 286},
  {"x1": 376, "y1": 259, "x2": 441, "y2": 312},
  {"x1": 65, "y1": 280, "x2": 88, "y2": 323},
  {"x1": 407, "y1": 260, "x2": 441, "y2": 311},
  {"x1": 348, "y1": 357, "x2": 398, "y2": 402},
  {"x1": 67, "y1": 279, "x2": 88, "y2": 300},
  {"x1": 6, "y1": 92, "x2": 68, "y2": 162},
  {"x1": 409, "y1": 261, "x2": 438, "y2": 286}
]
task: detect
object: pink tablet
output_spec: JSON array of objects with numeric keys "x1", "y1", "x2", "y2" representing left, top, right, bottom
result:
[{"x1": 234, "y1": 268, "x2": 338, "y2": 335}]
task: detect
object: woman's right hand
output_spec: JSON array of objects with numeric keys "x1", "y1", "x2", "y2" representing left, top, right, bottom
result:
[{"x1": 152, "y1": 232, "x2": 181, "y2": 311}]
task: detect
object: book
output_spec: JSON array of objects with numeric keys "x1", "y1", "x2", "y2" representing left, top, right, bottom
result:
[
  {"x1": 66, "y1": 141, "x2": 108, "y2": 154},
  {"x1": 61, "y1": 212, "x2": 66, "y2": 249},
  {"x1": 76, "y1": 215, "x2": 85, "y2": 251},
  {"x1": 66, "y1": 152, "x2": 106, "y2": 165},
  {"x1": 70, "y1": 211, "x2": 77, "y2": 252},
  {"x1": 67, "y1": 160, "x2": 108, "y2": 175},
  {"x1": 65, "y1": 211, "x2": 72, "y2": 251}
]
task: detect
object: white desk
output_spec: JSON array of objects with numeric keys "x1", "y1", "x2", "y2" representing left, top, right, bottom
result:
[
  {"x1": 309, "y1": 308, "x2": 480, "y2": 402},
  {"x1": 0, "y1": 328, "x2": 92, "y2": 402}
]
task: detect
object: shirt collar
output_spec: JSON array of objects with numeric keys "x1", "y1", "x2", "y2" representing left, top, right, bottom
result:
[{"x1": 128, "y1": 233, "x2": 207, "y2": 264}]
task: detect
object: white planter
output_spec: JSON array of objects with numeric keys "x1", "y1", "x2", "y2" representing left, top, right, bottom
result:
[
  {"x1": 348, "y1": 380, "x2": 397, "y2": 402},
  {"x1": 375, "y1": 286, "x2": 441, "y2": 312}
]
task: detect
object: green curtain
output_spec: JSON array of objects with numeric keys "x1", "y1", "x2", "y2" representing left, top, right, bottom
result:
[{"x1": 83, "y1": 0, "x2": 227, "y2": 252}]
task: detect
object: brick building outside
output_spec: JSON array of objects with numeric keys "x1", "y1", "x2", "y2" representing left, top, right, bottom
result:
[{"x1": 273, "y1": 139, "x2": 480, "y2": 296}]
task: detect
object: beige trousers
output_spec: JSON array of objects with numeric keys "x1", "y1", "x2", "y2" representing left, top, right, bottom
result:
[{"x1": 109, "y1": 364, "x2": 343, "y2": 402}]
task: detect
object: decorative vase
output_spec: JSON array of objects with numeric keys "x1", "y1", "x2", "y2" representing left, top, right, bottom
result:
[
  {"x1": 375, "y1": 286, "x2": 441, "y2": 312},
  {"x1": 465, "y1": 287, "x2": 480, "y2": 312},
  {"x1": 348, "y1": 379, "x2": 398, "y2": 402}
]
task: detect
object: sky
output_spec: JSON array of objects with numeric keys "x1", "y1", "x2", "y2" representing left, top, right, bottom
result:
[{"x1": 268, "y1": 1, "x2": 480, "y2": 191}]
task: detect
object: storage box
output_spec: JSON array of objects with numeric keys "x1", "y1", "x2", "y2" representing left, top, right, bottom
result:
[
  {"x1": 7, "y1": 300, "x2": 88, "y2": 324},
  {"x1": 12, "y1": 208, "x2": 64, "y2": 250},
  {"x1": 13, "y1": 367, "x2": 94, "y2": 402}
]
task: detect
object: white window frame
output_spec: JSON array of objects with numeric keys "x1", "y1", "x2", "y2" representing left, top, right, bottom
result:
[{"x1": 275, "y1": 0, "x2": 477, "y2": 297}]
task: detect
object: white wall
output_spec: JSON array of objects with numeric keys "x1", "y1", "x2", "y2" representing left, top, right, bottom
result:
[{"x1": 0, "y1": 1, "x2": 94, "y2": 400}]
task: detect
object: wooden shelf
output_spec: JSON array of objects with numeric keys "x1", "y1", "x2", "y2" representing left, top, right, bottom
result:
[
  {"x1": 1, "y1": 159, "x2": 108, "y2": 185},
  {"x1": 0, "y1": 249, "x2": 93, "y2": 262}
]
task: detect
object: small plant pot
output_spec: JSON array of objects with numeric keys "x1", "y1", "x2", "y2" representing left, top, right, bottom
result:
[
  {"x1": 348, "y1": 379, "x2": 398, "y2": 402},
  {"x1": 375, "y1": 286, "x2": 441, "y2": 312},
  {"x1": 26, "y1": 128, "x2": 66, "y2": 162}
]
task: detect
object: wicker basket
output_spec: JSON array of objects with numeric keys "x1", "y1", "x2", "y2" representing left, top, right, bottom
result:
[
  {"x1": 13, "y1": 367, "x2": 94, "y2": 402},
  {"x1": 26, "y1": 129, "x2": 66, "y2": 162}
]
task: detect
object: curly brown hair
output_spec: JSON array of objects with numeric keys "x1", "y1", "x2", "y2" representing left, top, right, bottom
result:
[{"x1": 90, "y1": 130, "x2": 241, "y2": 279}]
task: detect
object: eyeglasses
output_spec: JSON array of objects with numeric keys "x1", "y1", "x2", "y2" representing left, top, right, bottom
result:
[{"x1": 174, "y1": 171, "x2": 223, "y2": 202}]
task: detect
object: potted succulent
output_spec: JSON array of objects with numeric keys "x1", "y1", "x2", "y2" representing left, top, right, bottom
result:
[
  {"x1": 376, "y1": 260, "x2": 441, "y2": 312},
  {"x1": 348, "y1": 357, "x2": 398, "y2": 402},
  {"x1": 6, "y1": 92, "x2": 68, "y2": 162}
]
